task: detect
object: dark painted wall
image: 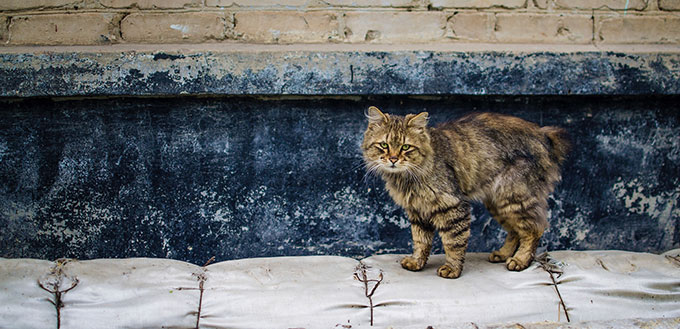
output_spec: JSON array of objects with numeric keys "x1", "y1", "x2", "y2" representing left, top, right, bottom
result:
[
  {"x1": 1, "y1": 96, "x2": 678, "y2": 264},
  {"x1": 3, "y1": 49, "x2": 679, "y2": 97}
]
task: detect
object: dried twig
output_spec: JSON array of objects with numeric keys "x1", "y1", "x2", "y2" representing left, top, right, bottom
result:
[
  {"x1": 202, "y1": 256, "x2": 216, "y2": 267},
  {"x1": 179, "y1": 256, "x2": 214, "y2": 329},
  {"x1": 595, "y1": 258, "x2": 610, "y2": 271},
  {"x1": 38, "y1": 259, "x2": 79, "y2": 329},
  {"x1": 665, "y1": 254, "x2": 680, "y2": 267},
  {"x1": 536, "y1": 253, "x2": 570, "y2": 323},
  {"x1": 354, "y1": 264, "x2": 383, "y2": 326},
  {"x1": 195, "y1": 272, "x2": 207, "y2": 329}
]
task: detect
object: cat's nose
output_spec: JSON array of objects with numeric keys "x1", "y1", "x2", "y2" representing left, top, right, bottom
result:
[{"x1": 388, "y1": 156, "x2": 399, "y2": 164}]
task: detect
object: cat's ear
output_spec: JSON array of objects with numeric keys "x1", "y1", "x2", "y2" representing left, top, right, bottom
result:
[
  {"x1": 366, "y1": 106, "x2": 388, "y2": 124},
  {"x1": 406, "y1": 112, "x2": 429, "y2": 128}
]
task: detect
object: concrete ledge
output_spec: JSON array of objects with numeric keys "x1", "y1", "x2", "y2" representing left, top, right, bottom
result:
[{"x1": 1, "y1": 43, "x2": 680, "y2": 97}]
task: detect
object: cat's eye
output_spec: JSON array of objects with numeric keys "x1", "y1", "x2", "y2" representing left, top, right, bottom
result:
[
  {"x1": 401, "y1": 145, "x2": 411, "y2": 151},
  {"x1": 379, "y1": 142, "x2": 389, "y2": 149}
]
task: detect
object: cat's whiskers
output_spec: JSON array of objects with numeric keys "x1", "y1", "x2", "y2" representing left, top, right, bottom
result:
[
  {"x1": 361, "y1": 160, "x2": 383, "y2": 184},
  {"x1": 402, "y1": 163, "x2": 427, "y2": 186}
]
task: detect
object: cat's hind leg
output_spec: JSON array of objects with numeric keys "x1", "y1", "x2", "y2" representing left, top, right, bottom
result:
[
  {"x1": 488, "y1": 229, "x2": 519, "y2": 263},
  {"x1": 485, "y1": 160, "x2": 550, "y2": 271},
  {"x1": 485, "y1": 202, "x2": 520, "y2": 263},
  {"x1": 506, "y1": 226, "x2": 542, "y2": 271},
  {"x1": 499, "y1": 198, "x2": 548, "y2": 271}
]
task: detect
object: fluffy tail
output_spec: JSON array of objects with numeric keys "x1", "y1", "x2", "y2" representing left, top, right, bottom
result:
[{"x1": 541, "y1": 126, "x2": 571, "y2": 165}]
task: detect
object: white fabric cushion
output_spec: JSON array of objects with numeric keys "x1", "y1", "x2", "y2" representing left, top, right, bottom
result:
[
  {"x1": 546, "y1": 250, "x2": 680, "y2": 323},
  {"x1": 361, "y1": 253, "x2": 560, "y2": 327},
  {"x1": 201, "y1": 255, "x2": 365, "y2": 328},
  {"x1": 58, "y1": 258, "x2": 200, "y2": 329},
  {"x1": 0, "y1": 259, "x2": 56, "y2": 328},
  {"x1": 1, "y1": 249, "x2": 678, "y2": 328}
]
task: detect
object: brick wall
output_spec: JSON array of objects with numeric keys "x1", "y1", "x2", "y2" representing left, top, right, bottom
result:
[{"x1": 0, "y1": 1, "x2": 678, "y2": 45}]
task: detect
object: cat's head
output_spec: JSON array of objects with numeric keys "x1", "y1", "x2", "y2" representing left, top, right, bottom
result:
[{"x1": 361, "y1": 106, "x2": 433, "y2": 175}]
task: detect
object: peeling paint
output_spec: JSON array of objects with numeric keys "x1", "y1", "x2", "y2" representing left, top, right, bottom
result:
[
  {"x1": 612, "y1": 178, "x2": 678, "y2": 218},
  {"x1": 612, "y1": 177, "x2": 679, "y2": 250}
]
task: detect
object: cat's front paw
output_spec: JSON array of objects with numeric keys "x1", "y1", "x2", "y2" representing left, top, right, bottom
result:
[
  {"x1": 437, "y1": 264, "x2": 462, "y2": 279},
  {"x1": 506, "y1": 256, "x2": 531, "y2": 271},
  {"x1": 400, "y1": 256, "x2": 426, "y2": 271}
]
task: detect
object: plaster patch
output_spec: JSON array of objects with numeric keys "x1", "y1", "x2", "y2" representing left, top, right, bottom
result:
[
  {"x1": 36, "y1": 202, "x2": 116, "y2": 246},
  {"x1": 170, "y1": 24, "x2": 191, "y2": 33},
  {"x1": 612, "y1": 177, "x2": 678, "y2": 219},
  {"x1": 612, "y1": 177, "x2": 679, "y2": 250}
]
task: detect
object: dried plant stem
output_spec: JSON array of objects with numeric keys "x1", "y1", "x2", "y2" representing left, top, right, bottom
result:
[
  {"x1": 537, "y1": 253, "x2": 570, "y2": 323},
  {"x1": 354, "y1": 265, "x2": 383, "y2": 326},
  {"x1": 38, "y1": 260, "x2": 79, "y2": 329},
  {"x1": 195, "y1": 256, "x2": 214, "y2": 329}
]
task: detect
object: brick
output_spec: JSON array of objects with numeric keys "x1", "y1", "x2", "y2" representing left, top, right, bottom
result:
[
  {"x1": 431, "y1": 0, "x2": 526, "y2": 8},
  {"x1": 206, "y1": 0, "x2": 311, "y2": 7},
  {"x1": 208, "y1": 0, "x2": 418, "y2": 6},
  {"x1": 553, "y1": 0, "x2": 647, "y2": 10},
  {"x1": 446, "y1": 12, "x2": 494, "y2": 41},
  {"x1": 344, "y1": 12, "x2": 446, "y2": 43},
  {"x1": 0, "y1": 0, "x2": 80, "y2": 10},
  {"x1": 121, "y1": 12, "x2": 229, "y2": 43},
  {"x1": 100, "y1": 0, "x2": 201, "y2": 9},
  {"x1": 532, "y1": 0, "x2": 549, "y2": 9},
  {"x1": 659, "y1": 0, "x2": 680, "y2": 10},
  {"x1": 234, "y1": 11, "x2": 340, "y2": 43},
  {"x1": 8, "y1": 13, "x2": 119, "y2": 45},
  {"x1": 597, "y1": 15, "x2": 680, "y2": 43},
  {"x1": 0, "y1": 16, "x2": 7, "y2": 42},
  {"x1": 494, "y1": 13, "x2": 592, "y2": 43},
  {"x1": 321, "y1": 0, "x2": 418, "y2": 7}
]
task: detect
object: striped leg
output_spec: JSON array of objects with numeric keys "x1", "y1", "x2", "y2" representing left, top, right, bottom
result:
[
  {"x1": 488, "y1": 218, "x2": 520, "y2": 263},
  {"x1": 506, "y1": 223, "x2": 542, "y2": 271},
  {"x1": 401, "y1": 222, "x2": 434, "y2": 271},
  {"x1": 492, "y1": 197, "x2": 548, "y2": 271},
  {"x1": 434, "y1": 207, "x2": 471, "y2": 279}
]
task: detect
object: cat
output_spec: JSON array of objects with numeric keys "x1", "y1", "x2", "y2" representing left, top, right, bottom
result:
[{"x1": 361, "y1": 106, "x2": 570, "y2": 279}]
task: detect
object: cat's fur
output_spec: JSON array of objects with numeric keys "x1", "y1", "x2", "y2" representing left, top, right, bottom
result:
[{"x1": 361, "y1": 107, "x2": 570, "y2": 279}]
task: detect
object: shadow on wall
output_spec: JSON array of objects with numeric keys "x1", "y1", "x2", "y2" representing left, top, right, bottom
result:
[{"x1": 0, "y1": 95, "x2": 678, "y2": 264}]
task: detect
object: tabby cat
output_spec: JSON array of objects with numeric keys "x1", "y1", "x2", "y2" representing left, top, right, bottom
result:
[{"x1": 361, "y1": 106, "x2": 570, "y2": 279}]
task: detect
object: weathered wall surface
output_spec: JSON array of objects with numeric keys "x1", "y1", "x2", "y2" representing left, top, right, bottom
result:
[
  {"x1": 2, "y1": 46, "x2": 680, "y2": 97},
  {"x1": 0, "y1": 2, "x2": 678, "y2": 265},
  {"x1": 0, "y1": 0, "x2": 679, "y2": 46},
  {"x1": 1, "y1": 96, "x2": 678, "y2": 263}
]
